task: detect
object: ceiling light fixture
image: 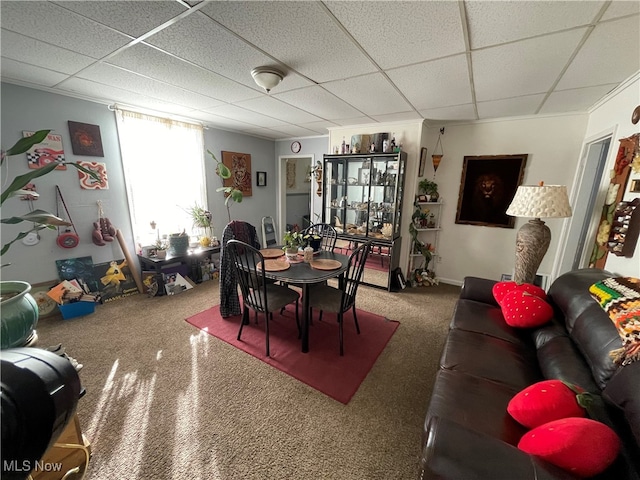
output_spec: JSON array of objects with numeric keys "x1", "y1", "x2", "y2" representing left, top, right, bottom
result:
[{"x1": 251, "y1": 67, "x2": 284, "y2": 93}]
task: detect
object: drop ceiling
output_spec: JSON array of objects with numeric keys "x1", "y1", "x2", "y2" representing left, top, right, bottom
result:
[{"x1": 1, "y1": 0, "x2": 639, "y2": 140}]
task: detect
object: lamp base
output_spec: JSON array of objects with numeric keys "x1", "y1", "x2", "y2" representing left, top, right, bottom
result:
[{"x1": 513, "y1": 218, "x2": 550, "y2": 285}]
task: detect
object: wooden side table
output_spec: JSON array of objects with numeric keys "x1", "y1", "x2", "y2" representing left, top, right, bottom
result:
[{"x1": 30, "y1": 414, "x2": 91, "y2": 480}]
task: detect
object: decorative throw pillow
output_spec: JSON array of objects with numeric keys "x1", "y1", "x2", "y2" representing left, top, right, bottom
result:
[
  {"x1": 492, "y1": 281, "x2": 547, "y2": 307},
  {"x1": 507, "y1": 380, "x2": 587, "y2": 429},
  {"x1": 518, "y1": 417, "x2": 621, "y2": 478},
  {"x1": 501, "y1": 289, "x2": 553, "y2": 328},
  {"x1": 589, "y1": 276, "x2": 640, "y2": 365}
]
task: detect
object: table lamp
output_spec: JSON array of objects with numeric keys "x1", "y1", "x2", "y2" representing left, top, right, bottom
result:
[{"x1": 506, "y1": 183, "x2": 572, "y2": 284}]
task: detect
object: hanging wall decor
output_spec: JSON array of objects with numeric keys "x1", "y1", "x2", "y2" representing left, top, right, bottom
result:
[
  {"x1": 68, "y1": 121, "x2": 104, "y2": 156},
  {"x1": 455, "y1": 154, "x2": 528, "y2": 228},
  {"x1": 78, "y1": 161, "x2": 109, "y2": 189},
  {"x1": 221, "y1": 151, "x2": 252, "y2": 197},
  {"x1": 23, "y1": 131, "x2": 66, "y2": 170},
  {"x1": 432, "y1": 127, "x2": 445, "y2": 177}
]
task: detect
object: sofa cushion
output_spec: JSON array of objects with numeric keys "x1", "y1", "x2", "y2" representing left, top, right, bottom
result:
[
  {"x1": 507, "y1": 380, "x2": 586, "y2": 429},
  {"x1": 603, "y1": 361, "x2": 640, "y2": 447},
  {"x1": 424, "y1": 368, "x2": 526, "y2": 446},
  {"x1": 518, "y1": 417, "x2": 621, "y2": 478},
  {"x1": 451, "y1": 299, "x2": 532, "y2": 347},
  {"x1": 501, "y1": 290, "x2": 553, "y2": 328},
  {"x1": 536, "y1": 336, "x2": 599, "y2": 393},
  {"x1": 440, "y1": 329, "x2": 541, "y2": 389}
]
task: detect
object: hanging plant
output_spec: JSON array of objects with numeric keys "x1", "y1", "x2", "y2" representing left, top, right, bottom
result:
[{"x1": 206, "y1": 149, "x2": 243, "y2": 223}]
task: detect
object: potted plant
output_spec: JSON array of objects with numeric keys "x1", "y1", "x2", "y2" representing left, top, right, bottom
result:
[
  {"x1": 184, "y1": 202, "x2": 213, "y2": 247},
  {"x1": 282, "y1": 230, "x2": 305, "y2": 259},
  {"x1": 418, "y1": 179, "x2": 439, "y2": 201},
  {"x1": 303, "y1": 233, "x2": 322, "y2": 252},
  {"x1": 154, "y1": 237, "x2": 168, "y2": 259},
  {"x1": 206, "y1": 149, "x2": 243, "y2": 223},
  {"x1": 1, "y1": 130, "x2": 98, "y2": 349}
]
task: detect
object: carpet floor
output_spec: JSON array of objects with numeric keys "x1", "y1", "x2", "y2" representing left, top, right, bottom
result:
[{"x1": 186, "y1": 304, "x2": 399, "y2": 404}]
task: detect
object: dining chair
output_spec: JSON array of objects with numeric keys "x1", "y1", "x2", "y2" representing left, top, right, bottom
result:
[
  {"x1": 226, "y1": 239, "x2": 300, "y2": 357},
  {"x1": 304, "y1": 223, "x2": 338, "y2": 252},
  {"x1": 308, "y1": 242, "x2": 371, "y2": 355}
]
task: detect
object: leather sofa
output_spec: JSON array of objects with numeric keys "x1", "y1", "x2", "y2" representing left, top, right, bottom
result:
[{"x1": 420, "y1": 269, "x2": 640, "y2": 479}]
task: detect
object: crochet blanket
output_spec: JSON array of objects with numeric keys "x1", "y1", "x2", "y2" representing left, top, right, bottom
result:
[{"x1": 589, "y1": 277, "x2": 640, "y2": 366}]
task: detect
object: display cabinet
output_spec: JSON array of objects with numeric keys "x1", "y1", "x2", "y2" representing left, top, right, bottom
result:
[{"x1": 322, "y1": 152, "x2": 406, "y2": 290}]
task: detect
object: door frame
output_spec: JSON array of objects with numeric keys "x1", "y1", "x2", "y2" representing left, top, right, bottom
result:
[{"x1": 552, "y1": 126, "x2": 618, "y2": 280}]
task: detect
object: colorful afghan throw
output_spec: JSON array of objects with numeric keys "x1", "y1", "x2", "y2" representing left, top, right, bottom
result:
[{"x1": 589, "y1": 277, "x2": 640, "y2": 366}]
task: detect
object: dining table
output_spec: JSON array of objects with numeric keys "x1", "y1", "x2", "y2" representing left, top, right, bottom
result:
[{"x1": 258, "y1": 247, "x2": 349, "y2": 353}]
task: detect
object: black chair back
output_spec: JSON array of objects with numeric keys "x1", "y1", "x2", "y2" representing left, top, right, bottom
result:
[
  {"x1": 226, "y1": 239, "x2": 268, "y2": 313},
  {"x1": 304, "y1": 223, "x2": 338, "y2": 252},
  {"x1": 342, "y1": 242, "x2": 371, "y2": 311}
]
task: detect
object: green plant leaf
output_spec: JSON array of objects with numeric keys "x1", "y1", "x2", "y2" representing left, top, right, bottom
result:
[
  {"x1": 1, "y1": 210, "x2": 70, "y2": 226},
  {"x1": 217, "y1": 163, "x2": 231, "y2": 179},
  {"x1": 5, "y1": 130, "x2": 50, "y2": 156},
  {"x1": 1, "y1": 163, "x2": 59, "y2": 205},
  {"x1": 231, "y1": 190, "x2": 243, "y2": 203}
]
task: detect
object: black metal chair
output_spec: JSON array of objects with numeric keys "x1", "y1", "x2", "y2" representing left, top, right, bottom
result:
[
  {"x1": 226, "y1": 239, "x2": 300, "y2": 357},
  {"x1": 308, "y1": 242, "x2": 371, "y2": 355},
  {"x1": 303, "y1": 223, "x2": 338, "y2": 252}
]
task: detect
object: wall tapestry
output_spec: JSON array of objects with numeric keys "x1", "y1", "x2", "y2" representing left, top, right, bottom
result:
[
  {"x1": 77, "y1": 161, "x2": 109, "y2": 189},
  {"x1": 455, "y1": 154, "x2": 528, "y2": 228},
  {"x1": 68, "y1": 121, "x2": 104, "y2": 157},
  {"x1": 221, "y1": 151, "x2": 252, "y2": 197},
  {"x1": 23, "y1": 131, "x2": 66, "y2": 170}
]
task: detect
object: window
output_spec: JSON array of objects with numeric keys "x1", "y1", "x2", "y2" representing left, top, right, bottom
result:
[{"x1": 116, "y1": 109, "x2": 206, "y2": 248}]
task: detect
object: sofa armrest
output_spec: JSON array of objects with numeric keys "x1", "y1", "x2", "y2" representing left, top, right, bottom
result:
[
  {"x1": 459, "y1": 276, "x2": 499, "y2": 306},
  {"x1": 420, "y1": 416, "x2": 578, "y2": 480}
]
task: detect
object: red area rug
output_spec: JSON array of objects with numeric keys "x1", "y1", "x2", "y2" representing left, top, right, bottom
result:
[{"x1": 186, "y1": 304, "x2": 399, "y2": 404}]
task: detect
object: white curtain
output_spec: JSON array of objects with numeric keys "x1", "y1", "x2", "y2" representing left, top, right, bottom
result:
[{"x1": 115, "y1": 109, "x2": 206, "y2": 249}]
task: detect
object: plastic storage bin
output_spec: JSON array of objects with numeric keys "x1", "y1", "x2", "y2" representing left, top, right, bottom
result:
[{"x1": 58, "y1": 301, "x2": 96, "y2": 320}]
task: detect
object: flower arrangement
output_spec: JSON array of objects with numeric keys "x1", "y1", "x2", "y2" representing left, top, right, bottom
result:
[{"x1": 282, "y1": 231, "x2": 305, "y2": 251}]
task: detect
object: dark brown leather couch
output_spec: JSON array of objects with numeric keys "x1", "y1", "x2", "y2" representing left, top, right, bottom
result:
[{"x1": 420, "y1": 268, "x2": 640, "y2": 480}]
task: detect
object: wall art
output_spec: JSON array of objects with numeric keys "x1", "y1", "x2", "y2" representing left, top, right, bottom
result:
[
  {"x1": 68, "y1": 121, "x2": 104, "y2": 156},
  {"x1": 257, "y1": 171, "x2": 267, "y2": 187},
  {"x1": 419, "y1": 147, "x2": 427, "y2": 177},
  {"x1": 221, "y1": 151, "x2": 252, "y2": 197},
  {"x1": 23, "y1": 131, "x2": 66, "y2": 170},
  {"x1": 455, "y1": 154, "x2": 528, "y2": 228},
  {"x1": 78, "y1": 161, "x2": 108, "y2": 189}
]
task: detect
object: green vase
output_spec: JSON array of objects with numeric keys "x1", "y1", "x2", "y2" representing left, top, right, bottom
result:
[{"x1": 1, "y1": 281, "x2": 39, "y2": 349}]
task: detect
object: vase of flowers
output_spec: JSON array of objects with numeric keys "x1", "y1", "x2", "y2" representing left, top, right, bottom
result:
[{"x1": 282, "y1": 231, "x2": 304, "y2": 260}]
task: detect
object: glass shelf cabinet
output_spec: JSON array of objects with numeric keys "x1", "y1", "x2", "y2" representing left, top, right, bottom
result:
[{"x1": 322, "y1": 152, "x2": 406, "y2": 243}]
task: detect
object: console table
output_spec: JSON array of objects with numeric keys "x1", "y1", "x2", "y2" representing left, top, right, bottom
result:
[{"x1": 137, "y1": 246, "x2": 220, "y2": 284}]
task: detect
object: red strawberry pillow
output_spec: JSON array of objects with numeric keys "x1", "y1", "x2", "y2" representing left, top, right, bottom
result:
[
  {"x1": 518, "y1": 417, "x2": 620, "y2": 477},
  {"x1": 492, "y1": 281, "x2": 547, "y2": 307},
  {"x1": 501, "y1": 289, "x2": 553, "y2": 328},
  {"x1": 507, "y1": 380, "x2": 587, "y2": 429}
]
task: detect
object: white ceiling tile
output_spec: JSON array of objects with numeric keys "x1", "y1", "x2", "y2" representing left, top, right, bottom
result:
[
  {"x1": 418, "y1": 104, "x2": 476, "y2": 121},
  {"x1": 298, "y1": 121, "x2": 339, "y2": 135},
  {"x1": 266, "y1": 124, "x2": 321, "y2": 138},
  {"x1": 371, "y1": 111, "x2": 423, "y2": 123},
  {"x1": 601, "y1": 1, "x2": 640, "y2": 21},
  {"x1": 466, "y1": 1, "x2": 604, "y2": 49},
  {"x1": 557, "y1": 16, "x2": 640, "y2": 90},
  {"x1": 473, "y1": 29, "x2": 586, "y2": 101},
  {"x1": 145, "y1": 11, "x2": 311, "y2": 92},
  {"x1": 52, "y1": 1, "x2": 188, "y2": 38},
  {"x1": 191, "y1": 112, "x2": 257, "y2": 130},
  {"x1": 330, "y1": 116, "x2": 376, "y2": 127},
  {"x1": 1, "y1": 58, "x2": 68, "y2": 87},
  {"x1": 107, "y1": 43, "x2": 260, "y2": 103},
  {"x1": 234, "y1": 96, "x2": 323, "y2": 124},
  {"x1": 539, "y1": 84, "x2": 618, "y2": 114},
  {"x1": 272, "y1": 86, "x2": 364, "y2": 120},
  {"x1": 322, "y1": 73, "x2": 413, "y2": 116},
  {"x1": 387, "y1": 55, "x2": 472, "y2": 110},
  {"x1": 203, "y1": 104, "x2": 288, "y2": 128},
  {"x1": 58, "y1": 78, "x2": 195, "y2": 115},
  {"x1": 0, "y1": 29, "x2": 96, "y2": 75},
  {"x1": 76, "y1": 64, "x2": 224, "y2": 110},
  {"x1": 199, "y1": 1, "x2": 377, "y2": 83},
  {"x1": 0, "y1": 1, "x2": 131, "y2": 58},
  {"x1": 325, "y1": 1, "x2": 465, "y2": 69},
  {"x1": 240, "y1": 127, "x2": 289, "y2": 140},
  {"x1": 476, "y1": 94, "x2": 546, "y2": 119}
]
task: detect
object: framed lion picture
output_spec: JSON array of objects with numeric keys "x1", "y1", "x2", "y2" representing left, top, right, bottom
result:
[{"x1": 455, "y1": 154, "x2": 528, "y2": 228}]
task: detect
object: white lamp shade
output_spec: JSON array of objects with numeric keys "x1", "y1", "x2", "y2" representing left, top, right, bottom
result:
[
  {"x1": 506, "y1": 185, "x2": 572, "y2": 218},
  {"x1": 251, "y1": 67, "x2": 284, "y2": 92}
]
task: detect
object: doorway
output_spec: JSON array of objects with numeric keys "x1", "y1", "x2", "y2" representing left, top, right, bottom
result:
[
  {"x1": 277, "y1": 155, "x2": 314, "y2": 239},
  {"x1": 555, "y1": 132, "x2": 613, "y2": 277}
]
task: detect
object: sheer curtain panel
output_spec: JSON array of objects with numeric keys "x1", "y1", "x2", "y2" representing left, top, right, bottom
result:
[{"x1": 116, "y1": 109, "x2": 206, "y2": 250}]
